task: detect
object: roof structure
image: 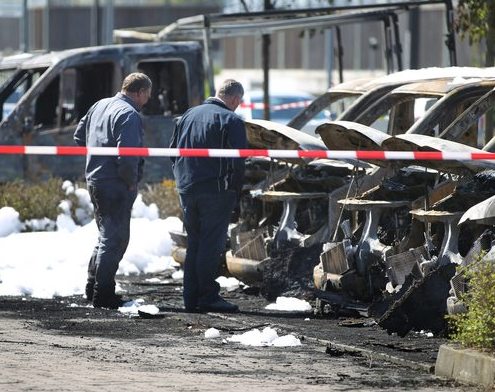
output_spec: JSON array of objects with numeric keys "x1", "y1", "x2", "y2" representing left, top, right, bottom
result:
[{"x1": 113, "y1": 0, "x2": 456, "y2": 114}]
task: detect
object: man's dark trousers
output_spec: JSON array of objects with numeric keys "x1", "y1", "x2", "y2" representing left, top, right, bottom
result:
[
  {"x1": 179, "y1": 190, "x2": 236, "y2": 310},
  {"x1": 86, "y1": 179, "x2": 137, "y2": 299}
]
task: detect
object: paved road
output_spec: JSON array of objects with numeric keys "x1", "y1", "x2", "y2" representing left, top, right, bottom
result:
[{"x1": 0, "y1": 275, "x2": 481, "y2": 391}]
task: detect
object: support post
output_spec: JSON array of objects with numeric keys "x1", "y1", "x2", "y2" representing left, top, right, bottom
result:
[
  {"x1": 202, "y1": 15, "x2": 215, "y2": 97},
  {"x1": 43, "y1": 0, "x2": 50, "y2": 51},
  {"x1": 391, "y1": 13, "x2": 403, "y2": 71},
  {"x1": 91, "y1": 0, "x2": 100, "y2": 46},
  {"x1": 444, "y1": 0, "x2": 457, "y2": 66},
  {"x1": 262, "y1": 0, "x2": 273, "y2": 121},
  {"x1": 335, "y1": 26, "x2": 344, "y2": 83},
  {"x1": 383, "y1": 17, "x2": 394, "y2": 73},
  {"x1": 103, "y1": 0, "x2": 114, "y2": 45},
  {"x1": 20, "y1": 0, "x2": 29, "y2": 52},
  {"x1": 409, "y1": 7, "x2": 420, "y2": 69}
]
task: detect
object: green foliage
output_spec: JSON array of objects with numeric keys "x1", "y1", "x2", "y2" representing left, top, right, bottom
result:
[
  {"x1": 449, "y1": 257, "x2": 495, "y2": 351},
  {"x1": 0, "y1": 178, "x2": 182, "y2": 228},
  {"x1": 455, "y1": 0, "x2": 491, "y2": 43},
  {"x1": 140, "y1": 180, "x2": 182, "y2": 219},
  {"x1": 0, "y1": 179, "x2": 65, "y2": 221}
]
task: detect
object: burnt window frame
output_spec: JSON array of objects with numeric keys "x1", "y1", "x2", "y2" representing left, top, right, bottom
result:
[
  {"x1": 137, "y1": 57, "x2": 190, "y2": 117},
  {"x1": 32, "y1": 61, "x2": 118, "y2": 133}
]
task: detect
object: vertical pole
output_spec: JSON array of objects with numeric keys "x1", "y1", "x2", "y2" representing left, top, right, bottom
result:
[
  {"x1": 325, "y1": 29, "x2": 333, "y2": 88},
  {"x1": 444, "y1": 0, "x2": 457, "y2": 66},
  {"x1": 383, "y1": 18, "x2": 393, "y2": 73},
  {"x1": 202, "y1": 15, "x2": 215, "y2": 97},
  {"x1": 90, "y1": 0, "x2": 100, "y2": 46},
  {"x1": 20, "y1": 0, "x2": 29, "y2": 52},
  {"x1": 103, "y1": 0, "x2": 114, "y2": 45},
  {"x1": 391, "y1": 13, "x2": 403, "y2": 71},
  {"x1": 302, "y1": 29, "x2": 310, "y2": 70},
  {"x1": 43, "y1": 0, "x2": 50, "y2": 51},
  {"x1": 335, "y1": 26, "x2": 344, "y2": 83},
  {"x1": 277, "y1": 32, "x2": 285, "y2": 69},
  {"x1": 262, "y1": 0, "x2": 273, "y2": 121},
  {"x1": 409, "y1": 7, "x2": 420, "y2": 69}
]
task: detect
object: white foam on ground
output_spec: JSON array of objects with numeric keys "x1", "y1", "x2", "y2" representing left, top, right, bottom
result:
[
  {"x1": 204, "y1": 328, "x2": 221, "y2": 339},
  {"x1": 265, "y1": 297, "x2": 312, "y2": 312},
  {"x1": 0, "y1": 198, "x2": 183, "y2": 298},
  {"x1": 226, "y1": 327, "x2": 302, "y2": 347},
  {"x1": 216, "y1": 276, "x2": 241, "y2": 291}
]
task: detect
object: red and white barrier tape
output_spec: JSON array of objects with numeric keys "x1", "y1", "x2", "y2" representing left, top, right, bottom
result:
[
  {"x1": 239, "y1": 100, "x2": 312, "y2": 111},
  {"x1": 0, "y1": 145, "x2": 495, "y2": 161}
]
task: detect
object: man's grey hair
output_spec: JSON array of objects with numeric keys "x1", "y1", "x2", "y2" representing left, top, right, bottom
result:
[
  {"x1": 217, "y1": 79, "x2": 244, "y2": 99},
  {"x1": 121, "y1": 72, "x2": 152, "y2": 93}
]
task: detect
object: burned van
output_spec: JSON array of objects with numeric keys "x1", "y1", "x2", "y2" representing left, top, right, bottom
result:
[{"x1": 0, "y1": 42, "x2": 204, "y2": 182}]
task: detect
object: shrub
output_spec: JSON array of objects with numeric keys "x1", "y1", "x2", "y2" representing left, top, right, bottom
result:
[
  {"x1": 0, "y1": 178, "x2": 65, "y2": 221},
  {"x1": 0, "y1": 178, "x2": 182, "y2": 227},
  {"x1": 449, "y1": 258, "x2": 495, "y2": 351},
  {"x1": 140, "y1": 180, "x2": 182, "y2": 219}
]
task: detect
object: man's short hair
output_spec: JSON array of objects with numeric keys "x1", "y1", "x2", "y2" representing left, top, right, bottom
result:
[
  {"x1": 217, "y1": 79, "x2": 244, "y2": 99},
  {"x1": 121, "y1": 72, "x2": 152, "y2": 93}
]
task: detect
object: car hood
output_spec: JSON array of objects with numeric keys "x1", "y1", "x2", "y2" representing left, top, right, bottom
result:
[
  {"x1": 315, "y1": 120, "x2": 495, "y2": 173},
  {"x1": 315, "y1": 120, "x2": 390, "y2": 150},
  {"x1": 245, "y1": 119, "x2": 371, "y2": 168},
  {"x1": 459, "y1": 195, "x2": 495, "y2": 225}
]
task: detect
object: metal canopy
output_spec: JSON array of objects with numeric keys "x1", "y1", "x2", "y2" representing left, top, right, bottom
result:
[
  {"x1": 114, "y1": 9, "x2": 404, "y2": 96},
  {"x1": 154, "y1": 10, "x2": 398, "y2": 40},
  {"x1": 113, "y1": 0, "x2": 456, "y2": 111}
]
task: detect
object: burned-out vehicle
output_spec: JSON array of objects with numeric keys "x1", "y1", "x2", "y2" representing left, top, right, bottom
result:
[
  {"x1": 288, "y1": 67, "x2": 495, "y2": 136},
  {"x1": 168, "y1": 69, "x2": 495, "y2": 336},
  {"x1": 337, "y1": 77, "x2": 495, "y2": 145},
  {"x1": 229, "y1": 80, "x2": 495, "y2": 330},
  {"x1": 0, "y1": 42, "x2": 204, "y2": 182},
  {"x1": 169, "y1": 119, "x2": 387, "y2": 298},
  {"x1": 311, "y1": 117, "x2": 495, "y2": 335},
  {"x1": 445, "y1": 193, "x2": 495, "y2": 315}
]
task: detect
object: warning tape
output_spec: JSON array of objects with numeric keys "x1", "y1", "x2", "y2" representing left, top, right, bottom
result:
[
  {"x1": 239, "y1": 100, "x2": 312, "y2": 111},
  {"x1": 0, "y1": 145, "x2": 495, "y2": 161}
]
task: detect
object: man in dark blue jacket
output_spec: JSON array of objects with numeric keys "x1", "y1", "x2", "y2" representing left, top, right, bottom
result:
[
  {"x1": 74, "y1": 72, "x2": 152, "y2": 309},
  {"x1": 170, "y1": 79, "x2": 246, "y2": 313}
]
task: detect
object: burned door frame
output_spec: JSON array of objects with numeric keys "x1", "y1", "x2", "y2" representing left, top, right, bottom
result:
[
  {"x1": 406, "y1": 82, "x2": 495, "y2": 147},
  {"x1": 444, "y1": 88, "x2": 495, "y2": 150},
  {"x1": 16, "y1": 58, "x2": 121, "y2": 180},
  {"x1": 136, "y1": 57, "x2": 190, "y2": 118},
  {"x1": 133, "y1": 55, "x2": 194, "y2": 182}
]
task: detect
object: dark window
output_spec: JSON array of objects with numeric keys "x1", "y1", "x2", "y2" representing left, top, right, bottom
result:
[
  {"x1": 0, "y1": 68, "x2": 47, "y2": 122},
  {"x1": 138, "y1": 60, "x2": 188, "y2": 116},
  {"x1": 33, "y1": 62, "x2": 114, "y2": 129}
]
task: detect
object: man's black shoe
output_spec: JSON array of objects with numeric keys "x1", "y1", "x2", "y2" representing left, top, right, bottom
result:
[
  {"x1": 199, "y1": 297, "x2": 239, "y2": 313},
  {"x1": 93, "y1": 294, "x2": 126, "y2": 310},
  {"x1": 184, "y1": 305, "x2": 200, "y2": 313}
]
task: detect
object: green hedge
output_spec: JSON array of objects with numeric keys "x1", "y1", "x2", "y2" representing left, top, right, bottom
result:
[
  {"x1": 140, "y1": 179, "x2": 182, "y2": 219},
  {"x1": 449, "y1": 258, "x2": 495, "y2": 351},
  {"x1": 0, "y1": 179, "x2": 65, "y2": 221},
  {"x1": 0, "y1": 178, "x2": 182, "y2": 223}
]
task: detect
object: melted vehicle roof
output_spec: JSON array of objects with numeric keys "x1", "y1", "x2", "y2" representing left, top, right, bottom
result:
[
  {"x1": 16, "y1": 42, "x2": 201, "y2": 69},
  {"x1": 388, "y1": 77, "x2": 495, "y2": 97},
  {"x1": 245, "y1": 119, "x2": 327, "y2": 151},
  {"x1": 327, "y1": 67, "x2": 495, "y2": 95},
  {"x1": 0, "y1": 52, "x2": 40, "y2": 70},
  {"x1": 316, "y1": 120, "x2": 390, "y2": 151},
  {"x1": 316, "y1": 120, "x2": 495, "y2": 173}
]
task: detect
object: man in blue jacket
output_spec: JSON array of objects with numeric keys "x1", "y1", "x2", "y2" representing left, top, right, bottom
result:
[
  {"x1": 74, "y1": 72, "x2": 152, "y2": 309},
  {"x1": 170, "y1": 79, "x2": 246, "y2": 313}
]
